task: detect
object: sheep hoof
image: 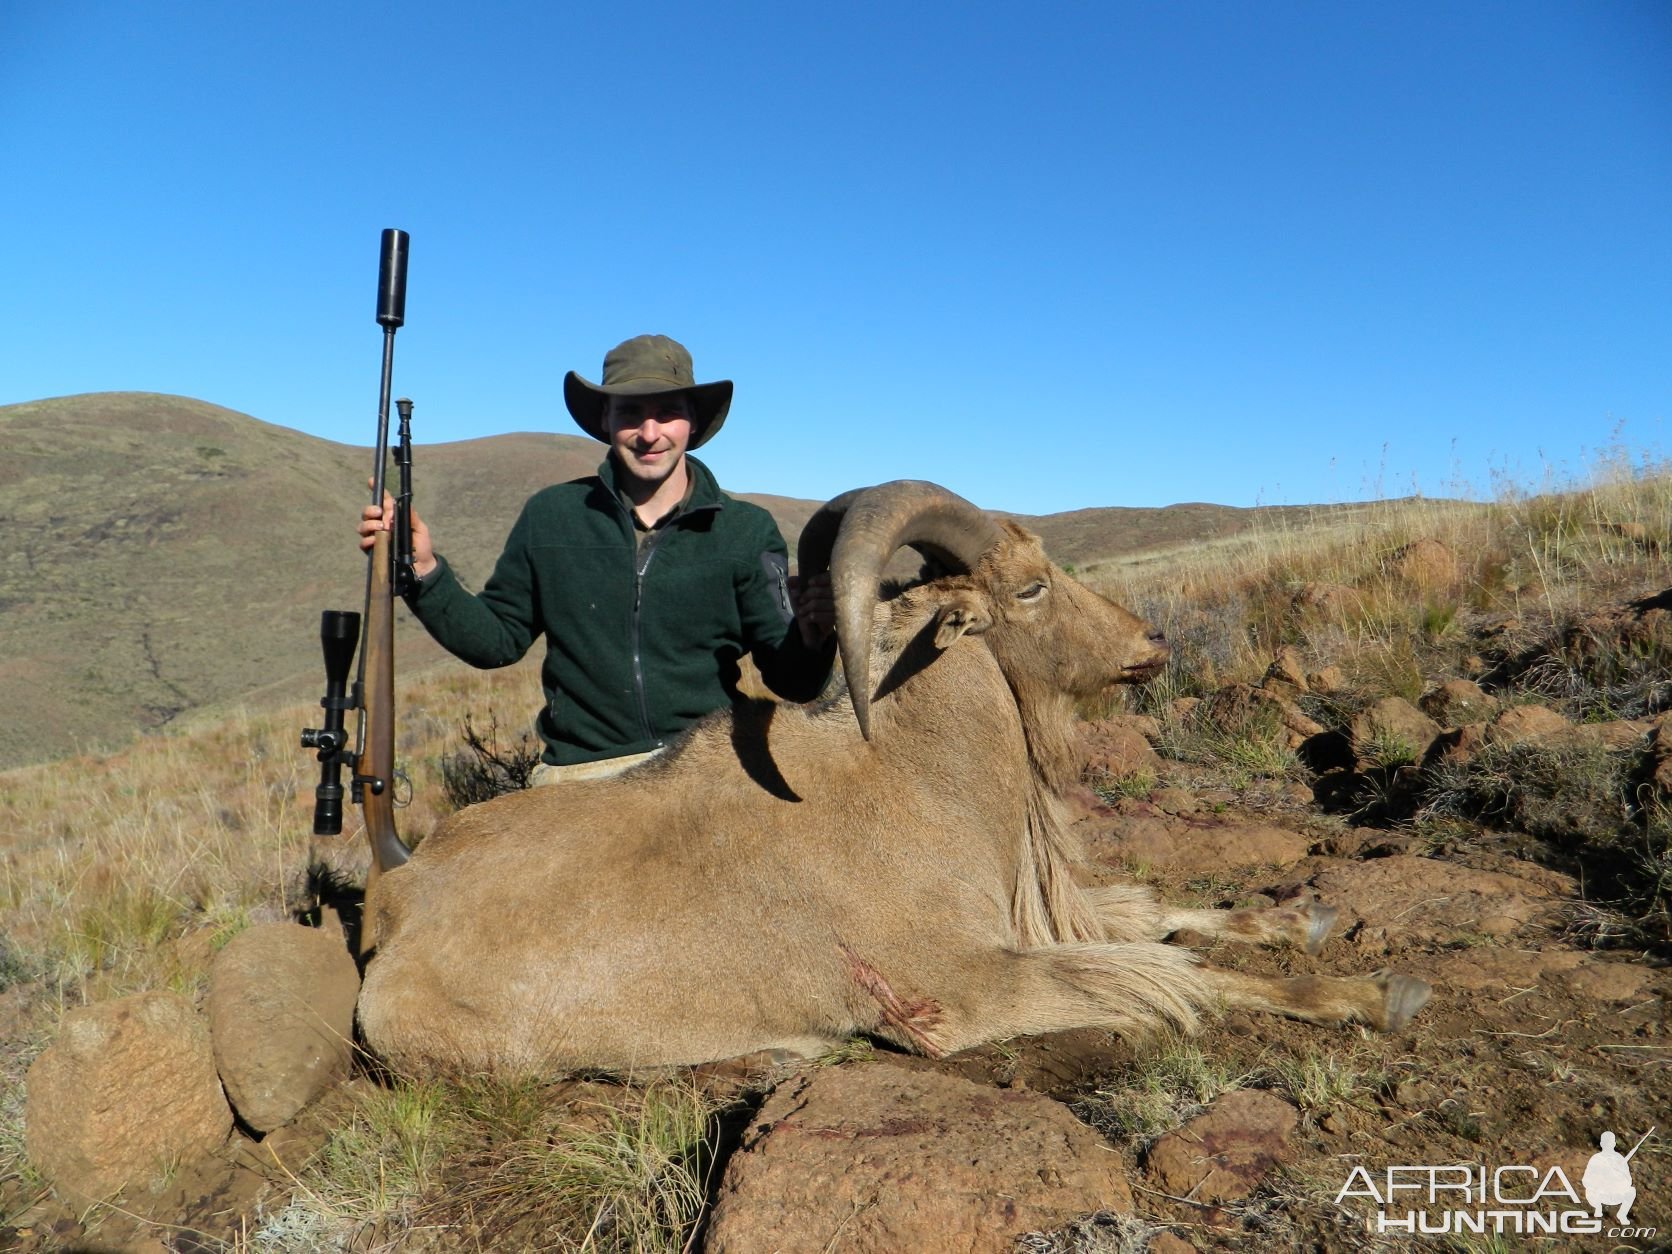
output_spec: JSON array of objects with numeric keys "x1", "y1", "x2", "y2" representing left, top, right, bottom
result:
[
  {"x1": 1377, "y1": 973, "x2": 1433, "y2": 1032},
  {"x1": 1302, "y1": 903, "x2": 1340, "y2": 956}
]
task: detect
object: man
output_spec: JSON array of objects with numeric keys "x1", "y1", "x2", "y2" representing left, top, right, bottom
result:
[{"x1": 360, "y1": 334, "x2": 834, "y2": 782}]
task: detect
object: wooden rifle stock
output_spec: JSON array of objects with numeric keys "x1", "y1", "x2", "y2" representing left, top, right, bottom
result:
[{"x1": 357, "y1": 526, "x2": 410, "y2": 893}]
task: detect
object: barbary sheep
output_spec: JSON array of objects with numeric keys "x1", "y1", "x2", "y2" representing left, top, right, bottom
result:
[{"x1": 357, "y1": 481, "x2": 1429, "y2": 1076}]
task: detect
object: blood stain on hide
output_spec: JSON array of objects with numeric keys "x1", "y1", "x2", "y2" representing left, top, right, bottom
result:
[{"x1": 838, "y1": 942, "x2": 946, "y2": 1057}]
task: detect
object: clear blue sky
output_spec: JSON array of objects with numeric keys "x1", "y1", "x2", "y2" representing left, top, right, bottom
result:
[{"x1": 4, "y1": 1, "x2": 1668, "y2": 514}]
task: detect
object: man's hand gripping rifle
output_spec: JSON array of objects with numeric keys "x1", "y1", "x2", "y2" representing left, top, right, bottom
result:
[{"x1": 301, "y1": 229, "x2": 417, "y2": 898}]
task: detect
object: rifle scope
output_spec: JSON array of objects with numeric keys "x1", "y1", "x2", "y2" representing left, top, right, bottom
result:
[{"x1": 300, "y1": 609, "x2": 362, "y2": 835}]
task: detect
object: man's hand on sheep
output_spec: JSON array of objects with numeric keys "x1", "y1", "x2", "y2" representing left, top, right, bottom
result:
[{"x1": 788, "y1": 571, "x2": 835, "y2": 648}]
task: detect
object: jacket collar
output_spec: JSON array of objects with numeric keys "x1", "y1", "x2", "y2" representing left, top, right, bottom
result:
[{"x1": 595, "y1": 451, "x2": 724, "y2": 523}]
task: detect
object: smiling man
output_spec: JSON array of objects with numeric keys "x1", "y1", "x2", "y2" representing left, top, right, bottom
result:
[{"x1": 361, "y1": 334, "x2": 834, "y2": 781}]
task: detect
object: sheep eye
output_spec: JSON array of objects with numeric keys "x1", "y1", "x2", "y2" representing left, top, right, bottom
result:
[{"x1": 1018, "y1": 582, "x2": 1048, "y2": 602}]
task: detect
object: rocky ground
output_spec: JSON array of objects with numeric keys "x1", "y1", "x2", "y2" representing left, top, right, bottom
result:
[{"x1": 5, "y1": 594, "x2": 1669, "y2": 1253}]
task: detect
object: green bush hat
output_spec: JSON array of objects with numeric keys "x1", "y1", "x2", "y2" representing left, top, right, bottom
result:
[{"x1": 563, "y1": 334, "x2": 733, "y2": 449}]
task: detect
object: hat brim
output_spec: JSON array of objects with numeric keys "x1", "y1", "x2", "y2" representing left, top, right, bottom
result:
[{"x1": 563, "y1": 373, "x2": 732, "y2": 449}]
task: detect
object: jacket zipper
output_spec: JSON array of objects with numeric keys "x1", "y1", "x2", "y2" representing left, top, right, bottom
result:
[
  {"x1": 611, "y1": 493, "x2": 719, "y2": 749},
  {"x1": 631, "y1": 531, "x2": 664, "y2": 745}
]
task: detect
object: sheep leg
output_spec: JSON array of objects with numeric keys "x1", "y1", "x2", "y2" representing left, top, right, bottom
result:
[
  {"x1": 1201, "y1": 966, "x2": 1431, "y2": 1032},
  {"x1": 1157, "y1": 901, "x2": 1339, "y2": 955},
  {"x1": 848, "y1": 941, "x2": 1212, "y2": 1057},
  {"x1": 1084, "y1": 884, "x2": 1339, "y2": 954}
]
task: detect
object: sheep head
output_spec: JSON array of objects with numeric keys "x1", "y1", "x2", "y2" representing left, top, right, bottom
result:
[{"x1": 798, "y1": 482, "x2": 1168, "y2": 740}]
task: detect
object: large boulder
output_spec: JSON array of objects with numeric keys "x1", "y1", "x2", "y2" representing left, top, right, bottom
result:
[
  {"x1": 25, "y1": 991, "x2": 232, "y2": 1205},
  {"x1": 206, "y1": 922, "x2": 361, "y2": 1133},
  {"x1": 706, "y1": 1063, "x2": 1133, "y2": 1253}
]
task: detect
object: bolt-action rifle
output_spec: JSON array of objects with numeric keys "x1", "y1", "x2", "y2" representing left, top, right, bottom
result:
[{"x1": 301, "y1": 229, "x2": 416, "y2": 901}]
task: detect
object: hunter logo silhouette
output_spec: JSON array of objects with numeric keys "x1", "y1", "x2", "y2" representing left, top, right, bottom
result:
[{"x1": 1583, "y1": 1127, "x2": 1652, "y2": 1224}]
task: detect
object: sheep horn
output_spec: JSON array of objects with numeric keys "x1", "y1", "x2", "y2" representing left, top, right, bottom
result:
[{"x1": 798, "y1": 481, "x2": 1003, "y2": 741}]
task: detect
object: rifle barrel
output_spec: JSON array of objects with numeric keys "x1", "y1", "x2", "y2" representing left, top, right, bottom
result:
[
  {"x1": 1623, "y1": 1126, "x2": 1655, "y2": 1162},
  {"x1": 356, "y1": 229, "x2": 409, "y2": 754}
]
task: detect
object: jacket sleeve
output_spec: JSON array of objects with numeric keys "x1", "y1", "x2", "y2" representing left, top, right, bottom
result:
[
  {"x1": 736, "y1": 513, "x2": 836, "y2": 703},
  {"x1": 403, "y1": 502, "x2": 543, "y2": 668}
]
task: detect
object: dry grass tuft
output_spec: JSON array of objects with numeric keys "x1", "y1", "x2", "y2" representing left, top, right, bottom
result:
[
  {"x1": 1072, "y1": 1033, "x2": 1255, "y2": 1148},
  {"x1": 251, "y1": 1075, "x2": 724, "y2": 1252},
  {"x1": 1261, "y1": 1046, "x2": 1390, "y2": 1118}
]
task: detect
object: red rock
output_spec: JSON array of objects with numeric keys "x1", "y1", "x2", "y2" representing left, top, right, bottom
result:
[
  {"x1": 707, "y1": 1064, "x2": 1133, "y2": 1253},
  {"x1": 1083, "y1": 813, "x2": 1312, "y2": 874},
  {"x1": 1144, "y1": 1089, "x2": 1299, "y2": 1204},
  {"x1": 1489, "y1": 704, "x2": 1572, "y2": 745},
  {"x1": 1419, "y1": 679, "x2": 1497, "y2": 727},
  {"x1": 1348, "y1": 697, "x2": 1441, "y2": 767},
  {"x1": 1388, "y1": 538, "x2": 1460, "y2": 589},
  {"x1": 25, "y1": 992, "x2": 232, "y2": 1206},
  {"x1": 1307, "y1": 857, "x2": 1567, "y2": 944},
  {"x1": 1082, "y1": 720, "x2": 1163, "y2": 779},
  {"x1": 207, "y1": 922, "x2": 361, "y2": 1133}
]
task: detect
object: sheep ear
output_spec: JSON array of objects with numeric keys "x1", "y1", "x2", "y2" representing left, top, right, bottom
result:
[{"x1": 932, "y1": 594, "x2": 991, "y2": 649}]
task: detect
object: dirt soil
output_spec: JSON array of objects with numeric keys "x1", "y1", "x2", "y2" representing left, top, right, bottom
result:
[{"x1": 4, "y1": 785, "x2": 1667, "y2": 1253}]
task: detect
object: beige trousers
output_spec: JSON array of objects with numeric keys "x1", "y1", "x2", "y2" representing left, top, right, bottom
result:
[{"x1": 528, "y1": 748, "x2": 663, "y2": 786}]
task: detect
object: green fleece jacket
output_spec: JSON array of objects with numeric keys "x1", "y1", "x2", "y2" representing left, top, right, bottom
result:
[{"x1": 405, "y1": 454, "x2": 832, "y2": 766}]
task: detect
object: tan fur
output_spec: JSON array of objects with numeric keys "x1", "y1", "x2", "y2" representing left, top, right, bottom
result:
[{"x1": 357, "y1": 525, "x2": 1424, "y2": 1078}]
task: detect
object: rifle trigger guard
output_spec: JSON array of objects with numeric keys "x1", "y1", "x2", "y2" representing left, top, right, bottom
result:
[{"x1": 393, "y1": 768, "x2": 413, "y2": 809}]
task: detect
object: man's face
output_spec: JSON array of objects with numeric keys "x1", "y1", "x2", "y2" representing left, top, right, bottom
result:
[{"x1": 606, "y1": 394, "x2": 693, "y2": 485}]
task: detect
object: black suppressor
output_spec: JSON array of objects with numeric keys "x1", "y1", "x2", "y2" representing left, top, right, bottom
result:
[
  {"x1": 377, "y1": 229, "x2": 409, "y2": 329},
  {"x1": 300, "y1": 609, "x2": 362, "y2": 835}
]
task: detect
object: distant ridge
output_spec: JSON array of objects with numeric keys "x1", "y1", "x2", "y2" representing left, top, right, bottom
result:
[{"x1": 0, "y1": 392, "x2": 1361, "y2": 770}]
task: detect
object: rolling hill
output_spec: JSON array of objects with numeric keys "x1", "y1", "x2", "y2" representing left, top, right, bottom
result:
[{"x1": 0, "y1": 392, "x2": 1366, "y2": 770}]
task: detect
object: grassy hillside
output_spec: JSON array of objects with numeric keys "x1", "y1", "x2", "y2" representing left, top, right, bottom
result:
[
  {"x1": 0, "y1": 445, "x2": 1667, "y2": 1249},
  {"x1": 0, "y1": 392, "x2": 1356, "y2": 771}
]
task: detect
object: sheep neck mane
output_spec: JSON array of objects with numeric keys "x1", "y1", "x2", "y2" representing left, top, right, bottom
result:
[
  {"x1": 1005, "y1": 679, "x2": 1103, "y2": 947},
  {"x1": 875, "y1": 584, "x2": 1102, "y2": 948}
]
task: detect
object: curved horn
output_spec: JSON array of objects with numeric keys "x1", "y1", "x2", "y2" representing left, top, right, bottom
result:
[
  {"x1": 803, "y1": 480, "x2": 1003, "y2": 741},
  {"x1": 794, "y1": 486, "x2": 868, "y2": 583}
]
